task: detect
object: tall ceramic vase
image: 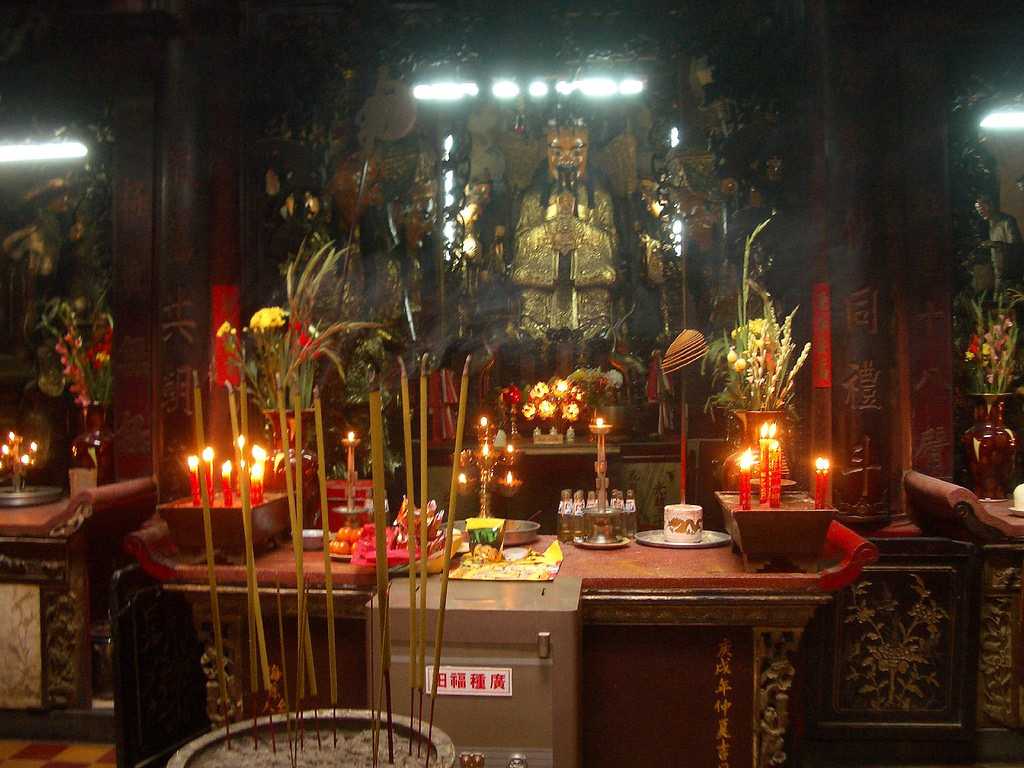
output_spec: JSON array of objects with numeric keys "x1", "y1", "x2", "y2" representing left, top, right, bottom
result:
[
  {"x1": 263, "y1": 409, "x2": 319, "y2": 527},
  {"x1": 722, "y1": 410, "x2": 789, "y2": 490},
  {"x1": 963, "y1": 393, "x2": 1016, "y2": 501}
]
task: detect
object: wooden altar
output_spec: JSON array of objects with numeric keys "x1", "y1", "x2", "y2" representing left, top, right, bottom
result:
[{"x1": 120, "y1": 519, "x2": 875, "y2": 768}]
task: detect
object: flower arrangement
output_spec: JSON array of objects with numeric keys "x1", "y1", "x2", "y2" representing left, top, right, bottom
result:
[
  {"x1": 520, "y1": 378, "x2": 584, "y2": 426},
  {"x1": 220, "y1": 240, "x2": 379, "y2": 411},
  {"x1": 963, "y1": 293, "x2": 1020, "y2": 394},
  {"x1": 566, "y1": 368, "x2": 624, "y2": 412},
  {"x1": 705, "y1": 219, "x2": 810, "y2": 413},
  {"x1": 40, "y1": 298, "x2": 113, "y2": 406}
]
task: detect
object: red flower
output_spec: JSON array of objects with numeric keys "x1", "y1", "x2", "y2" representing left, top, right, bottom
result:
[
  {"x1": 500, "y1": 385, "x2": 522, "y2": 407},
  {"x1": 968, "y1": 335, "x2": 980, "y2": 356}
]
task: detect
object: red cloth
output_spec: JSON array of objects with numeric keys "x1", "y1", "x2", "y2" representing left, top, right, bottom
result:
[{"x1": 429, "y1": 368, "x2": 458, "y2": 442}]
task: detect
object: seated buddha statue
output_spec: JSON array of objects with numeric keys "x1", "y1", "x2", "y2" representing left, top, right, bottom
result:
[{"x1": 512, "y1": 120, "x2": 617, "y2": 341}]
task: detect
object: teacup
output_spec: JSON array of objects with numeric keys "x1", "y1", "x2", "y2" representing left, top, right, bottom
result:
[{"x1": 664, "y1": 504, "x2": 703, "y2": 543}]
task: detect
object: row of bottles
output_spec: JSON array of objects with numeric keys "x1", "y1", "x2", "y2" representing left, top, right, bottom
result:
[{"x1": 556, "y1": 488, "x2": 636, "y2": 542}]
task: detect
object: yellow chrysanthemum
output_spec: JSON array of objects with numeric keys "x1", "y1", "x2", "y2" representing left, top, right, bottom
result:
[
  {"x1": 748, "y1": 318, "x2": 767, "y2": 336},
  {"x1": 982, "y1": 343, "x2": 992, "y2": 356},
  {"x1": 250, "y1": 307, "x2": 287, "y2": 332},
  {"x1": 965, "y1": 351, "x2": 975, "y2": 361},
  {"x1": 538, "y1": 399, "x2": 557, "y2": 419},
  {"x1": 216, "y1": 321, "x2": 235, "y2": 338},
  {"x1": 562, "y1": 402, "x2": 580, "y2": 421},
  {"x1": 530, "y1": 381, "x2": 549, "y2": 400},
  {"x1": 521, "y1": 402, "x2": 536, "y2": 419}
]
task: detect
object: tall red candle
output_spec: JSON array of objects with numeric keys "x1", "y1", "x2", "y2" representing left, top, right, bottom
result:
[
  {"x1": 187, "y1": 455, "x2": 201, "y2": 505},
  {"x1": 738, "y1": 449, "x2": 754, "y2": 510},
  {"x1": 758, "y1": 423, "x2": 775, "y2": 504},
  {"x1": 221, "y1": 460, "x2": 233, "y2": 507},
  {"x1": 768, "y1": 439, "x2": 782, "y2": 507},
  {"x1": 201, "y1": 447, "x2": 214, "y2": 503},
  {"x1": 814, "y1": 457, "x2": 830, "y2": 508}
]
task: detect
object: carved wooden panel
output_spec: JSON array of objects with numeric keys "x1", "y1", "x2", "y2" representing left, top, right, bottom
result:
[
  {"x1": 977, "y1": 546, "x2": 1023, "y2": 728},
  {"x1": 805, "y1": 538, "x2": 976, "y2": 746}
]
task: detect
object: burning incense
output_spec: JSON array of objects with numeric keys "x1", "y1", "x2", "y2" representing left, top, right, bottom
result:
[
  {"x1": 416, "y1": 353, "x2": 429, "y2": 751},
  {"x1": 398, "y1": 358, "x2": 418, "y2": 754},
  {"x1": 313, "y1": 388, "x2": 339, "y2": 745},
  {"x1": 425, "y1": 355, "x2": 471, "y2": 766},
  {"x1": 368, "y1": 373, "x2": 395, "y2": 762},
  {"x1": 191, "y1": 371, "x2": 231, "y2": 743}
]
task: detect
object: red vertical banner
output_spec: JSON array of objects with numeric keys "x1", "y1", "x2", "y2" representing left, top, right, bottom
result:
[
  {"x1": 211, "y1": 283, "x2": 240, "y2": 386},
  {"x1": 812, "y1": 282, "x2": 832, "y2": 388}
]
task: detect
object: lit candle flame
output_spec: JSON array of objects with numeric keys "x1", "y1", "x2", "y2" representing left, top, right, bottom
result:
[
  {"x1": 236, "y1": 435, "x2": 245, "y2": 450},
  {"x1": 1, "y1": 445, "x2": 8, "y2": 456},
  {"x1": 251, "y1": 445, "x2": 267, "y2": 463},
  {"x1": 187, "y1": 455, "x2": 199, "y2": 471},
  {"x1": 202, "y1": 446, "x2": 214, "y2": 463},
  {"x1": 815, "y1": 457, "x2": 830, "y2": 472},
  {"x1": 760, "y1": 423, "x2": 770, "y2": 439},
  {"x1": 506, "y1": 470, "x2": 514, "y2": 485},
  {"x1": 458, "y1": 472, "x2": 467, "y2": 484},
  {"x1": 738, "y1": 449, "x2": 755, "y2": 471},
  {"x1": 222, "y1": 459, "x2": 232, "y2": 477},
  {"x1": 7, "y1": 431, "x2": 14, "y2": 442},
  {"x1": 480, "y1": 416, "x2": 488, "y2": 428},
  {"x1": 346, "y1": 430, "x2": 355, "y2": 442},
  {"x1": 595, "y1": 417, "x2": 604, "y2": 428},
  {"x1": 506, "y1": 443, "x2": 514, "y2": 454},
  {"x1": 20, "y1": 454, "x2": 30, "y2": 465},
  {"x1": 250, "y1": 462, "x2": 265, "y2": 482},
  {"x1": 767, "y1": 423, "x2": 777, "y2": 439},
  {"x1": 482, "y1": 442, "x2": 490, "y2": 457}
]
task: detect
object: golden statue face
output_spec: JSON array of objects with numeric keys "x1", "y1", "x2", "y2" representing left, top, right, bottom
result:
[{"x1": 547, "y1": 126, "x2": 588, "y2": 182}]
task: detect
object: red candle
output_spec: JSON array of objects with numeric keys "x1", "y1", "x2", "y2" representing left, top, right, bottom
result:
[
  {"x1": 814, "y1": 457, "x2": 830, "y2": 508},
  {"x1": 250, "y1": 461, "x2": 265, "y2": 506},
  {"x1": 738, "y1": 449, "x2": 754, "y2": 510},
  {"x1": 758, "y1": 423, "x2": 775, "y2": 504},
  {"x1": 187, "y1": 455, "x2": 201, "y2": 505},
  {"x1": 768, "y1": 439, "x2": 782, "y2": 507},
  {"x1": 201, "y1": 447, "x2": 214, "y2": 502},
  {"x1": 221, "y1": 460, "x2": 233, "y2": 507}
]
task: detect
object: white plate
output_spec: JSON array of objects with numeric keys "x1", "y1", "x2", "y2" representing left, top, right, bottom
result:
[{"x1": 635, "y1": 529, "x2": 732, "y2": 549}]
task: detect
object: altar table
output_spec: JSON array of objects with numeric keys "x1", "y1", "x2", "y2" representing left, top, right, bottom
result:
[{"x1": 124, "y1": 520, "x2": 875, "y2": 768}]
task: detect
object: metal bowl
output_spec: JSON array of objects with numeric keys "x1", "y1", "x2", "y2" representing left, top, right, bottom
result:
[{"x1": 454, "y1": 518, "x2": 540, "y2": 546}]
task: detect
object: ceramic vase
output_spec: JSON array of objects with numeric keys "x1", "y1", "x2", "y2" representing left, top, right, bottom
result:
[
  {"x1": 70, "y1": 404, "x2": 114, "y2": 487},
  {"x1": 963, "y1": 393, "x2": 1016, "y2": 500}
]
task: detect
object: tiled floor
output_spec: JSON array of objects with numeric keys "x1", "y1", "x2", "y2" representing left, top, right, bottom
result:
[{"x1": 0, "y1": 742, "x2": 115, "y2": 768}]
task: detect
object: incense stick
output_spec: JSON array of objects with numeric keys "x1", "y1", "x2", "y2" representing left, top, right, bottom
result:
[
  {"x1": 416, "y1": 354, "x2": 430, "y2": 754},
  {"x1": 313, "y1": 388, "x2": 339, "y2": 748},
  {"x1": 191, "y1": 371, "x2": 231, "y2": 744},
  {"x1": 425, "y1": 355, "x2": 471, "y2": 766},
  {"x1": 292, "y1": 392, "x2": 319, "y2": 703},
  {"x1": 227, "y1": 385, "x2": 262, "y2": 750},
  {"x1": 397, "y1": 358, "x2": 418, "y2": 755},
  {"x1": 368, "y1": 373, "x2": 395, "y2": 762},
  {"x1": 275, "y1": 581, "x2": 295, "y2": 768}
]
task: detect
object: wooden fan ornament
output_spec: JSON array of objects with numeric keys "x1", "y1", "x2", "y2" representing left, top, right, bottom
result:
[{"x1": 662, "y1": 329, "x2": 708, "y2": 503}]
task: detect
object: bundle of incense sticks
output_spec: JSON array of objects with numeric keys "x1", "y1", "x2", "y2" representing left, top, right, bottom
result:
[
  {"x1": 191, "y1": 372, "x2": 231, "y2": 745},
  {"x1": 313, "y1": 388, "x2": 339, "y2": 746},
  {"x1": 226, "y1": 382, "x2": 272, "y2": 749},
  {"x1": 367, "y1": 371, "x2": 394, "y2": 766},
  {"x1": 425, "y1": 355, "x2": 471, "y2": 767},
  {"x1": 416, "y1": 354, "x2": 430, "y2": 754}
]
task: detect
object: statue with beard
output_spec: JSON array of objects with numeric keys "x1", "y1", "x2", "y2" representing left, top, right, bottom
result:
[{"x1": 512, "y1": 120, "x2": 617, "y2": 341}]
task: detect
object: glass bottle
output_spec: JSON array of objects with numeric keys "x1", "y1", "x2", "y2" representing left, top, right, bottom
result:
[
  {"x1": 572, "y1": 490, "x2": 586, "y2": 539},
  {"x1": 623, "y1": 489, "x2": 637, "y2": 539},
  {"x1": 557, "y1": 489, "x2": 574, "y2": 542}
]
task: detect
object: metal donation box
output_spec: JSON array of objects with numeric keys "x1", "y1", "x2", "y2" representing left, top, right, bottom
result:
[{"x1": 368, "y1": 576, "x2": 581, "y2": 768}]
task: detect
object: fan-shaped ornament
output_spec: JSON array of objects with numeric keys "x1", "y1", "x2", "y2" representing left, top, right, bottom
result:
[{"x1": 661, "y1": 329, "x2": 708, "y2": 374}]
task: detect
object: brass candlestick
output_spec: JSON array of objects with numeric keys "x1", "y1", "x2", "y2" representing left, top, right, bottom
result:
[
  {"x1": 1, "y1": 431, "x2": 38, "y2": 493},
  {"x1": 456, "y1": 416, "x2": 519, "y2": 517},
  {"x1": 590, "y1": 416, "x2": 612, "y2": 512},
  {"x1": 341, "y1": 430, "x2": 361, "y2": 515}
]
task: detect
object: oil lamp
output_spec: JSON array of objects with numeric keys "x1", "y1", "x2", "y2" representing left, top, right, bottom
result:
[{"x1": 456, "y1": 416, "x2": 519, "y2": 517}]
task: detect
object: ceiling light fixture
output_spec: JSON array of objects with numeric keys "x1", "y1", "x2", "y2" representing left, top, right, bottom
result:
[
  {"x1": 619, "y1": 78, "x2": 645, "y2": 95},
  {"x1": 980, "y1": 109, "x2": 1024, "y2": 130},
  {"x1": 0, "y1": 141, "x2": 88, "y2": 163},
  {"x1": 412, "y1": 82, "x2": 479, "y2": 101},
  {"x1": 528, "y1": 80, "x2": 549, "y2": 98},
  {"x1": 492, "y1": 80, "x2": 520, "y2": 99}
]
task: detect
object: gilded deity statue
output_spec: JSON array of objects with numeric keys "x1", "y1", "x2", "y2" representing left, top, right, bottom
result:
[{"x1": 512, "y1": 121, "x2": 617, "y2": 340}]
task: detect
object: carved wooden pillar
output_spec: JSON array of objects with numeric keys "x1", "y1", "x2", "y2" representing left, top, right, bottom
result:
[
  {"x1": 824, "y1": 16, "x2": 897, "y2": 524},
  {"x1": 156, "y1": 18, "x2": 210, "y2": 500},
  {"x1": 112, "y1": 63, "x2": 160, "y2": 481},
  {"x1": 897, "y1": 37, "x2": 954, "y2": 482},
  {"x1": 202, "y1": 11, "x2": 243, "y2": 448}
]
